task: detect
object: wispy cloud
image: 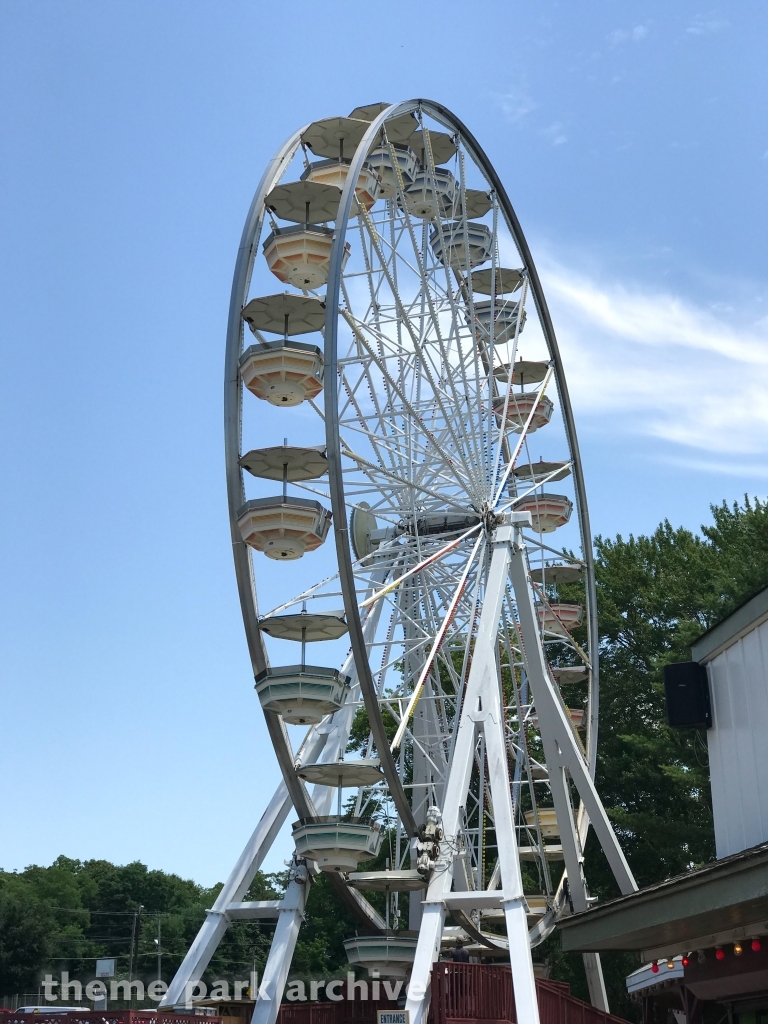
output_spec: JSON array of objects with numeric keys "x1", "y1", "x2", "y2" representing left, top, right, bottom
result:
[
  {"x1": 495, "y1": 89, "x2": 537, "y2": 125},
  {"x1": 608, "y1": 24, "x2": 650, "y2": 44},
  {"x1": 509, "y1": 251, "x2": 768, "y2": 467},
  {"x1": 686, "y1": 14, "x2": 729, "y2": 35},
  {"x1": 539, "y1": 122, "x2": 568, "y2": 146},
  {"x1": 660, "y1": 457, "x2": 768, "y2": 479}
]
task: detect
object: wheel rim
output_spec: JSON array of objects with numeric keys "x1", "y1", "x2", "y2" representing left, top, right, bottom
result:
[{"x1": 225, "y1": 100, "x2": 598, "y2": 945}]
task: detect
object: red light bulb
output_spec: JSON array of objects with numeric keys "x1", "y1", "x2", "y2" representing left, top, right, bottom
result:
[
  {"x1": 682, "y1": 955, "x2": 690, "y2": 967},
  {"x1": 651, "y1": 962, "x2": 659, "y2": 974},
  {"x1": 752, "y1": 939, "x2": 762, "y2": 952},
  {"x1": 716, "y1": 947, "x2": 726, "y2": 961}
]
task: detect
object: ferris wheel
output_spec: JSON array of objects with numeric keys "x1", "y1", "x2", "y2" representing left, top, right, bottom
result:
[{"x1": 161, "y1": 100, "x2": 637, "y2": 1024}]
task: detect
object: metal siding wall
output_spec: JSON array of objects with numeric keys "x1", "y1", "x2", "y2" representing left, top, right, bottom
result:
[
  {"x1": 741, "y1": 623, "x2": 768, "y2": 843},
  {"x1": 707, "y1": 619, "x2": 768, "y2": 857},
  {"x1": 706, "y1": 654, "x2": 731, "y2": 857}
]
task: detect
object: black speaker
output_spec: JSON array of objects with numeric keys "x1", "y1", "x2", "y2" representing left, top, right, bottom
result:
[{"x1": 664, "y1": 662, "x2": 712, "y2": 729}]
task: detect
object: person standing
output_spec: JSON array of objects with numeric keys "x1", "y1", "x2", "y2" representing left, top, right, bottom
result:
[{"x1": 451, "y1": 939, "x2": 470, "y2": 962}]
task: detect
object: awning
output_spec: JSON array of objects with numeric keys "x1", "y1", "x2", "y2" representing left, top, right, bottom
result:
[{"x1": 559, "y1": 841, "x2": 768, "y2": 959}]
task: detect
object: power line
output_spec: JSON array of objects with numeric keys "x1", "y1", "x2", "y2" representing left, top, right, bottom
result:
[{"x1": 43, "y1": 907, "x2": 212, "y2": 917}]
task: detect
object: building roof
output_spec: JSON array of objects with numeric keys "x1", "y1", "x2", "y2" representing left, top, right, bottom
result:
[
  {"x1": 558, "y1": 840, "x2": 768, "y2": 958},
  {"x1": 692, "y1": 585, "x2": 768, "y2": 664}
]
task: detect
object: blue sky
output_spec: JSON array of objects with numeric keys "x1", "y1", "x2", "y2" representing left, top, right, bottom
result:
[{"x1": 1, "y1": 1, "x2": 766, "y2": 886}]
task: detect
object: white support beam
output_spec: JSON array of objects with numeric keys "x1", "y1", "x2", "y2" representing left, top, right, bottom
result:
[
  {"x1": 405, "y1": 524, "x2": 540, "y2": 1024},
  {"x1": 506, "y1": 527, "x2": 637, "y2": 896},
  {"x1": 582, "y1": 952, "x2": 609, "y2": 1012},
  {"x1": 226, "y1": 901, "x2": 282, "y2": 920},
  {"x1": 442, "y1": 892, "x2": 505, "y2": 910},
  {"x1": 506, "y1": 520, "x2": 636, "y2": 1012},
  {"x1": 252, "y1": 860, "x2": 311, "y2": 1024},
  {"x1": 159, "y1": 780, "x2": 296, "y2": 1008}
]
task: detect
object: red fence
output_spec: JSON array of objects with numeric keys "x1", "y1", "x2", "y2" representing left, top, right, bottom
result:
[
  {"x1": 431, "y1": 964, "x2": 629, "y2": 1024},
  {"x1": 279, "y1": 996, "x2": 398, "y2": 1024},
  {"x1": 3, "y1": 1014, "x2": 218, "y2": 1024}
]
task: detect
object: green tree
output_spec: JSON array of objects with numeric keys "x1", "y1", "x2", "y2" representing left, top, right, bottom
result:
[
  {"x1": 553, "y1": 497, "x2": 768, "y2": 1014},
  {"x1": 0, "y1": 889, "x2": 56, "y2": 994}
]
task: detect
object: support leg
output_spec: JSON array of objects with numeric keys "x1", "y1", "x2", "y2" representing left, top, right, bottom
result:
[
  {"x1": 483, "y1": 653, "x2": 539, "y2": 1024},
  {"x1": 160, "y1": 782, "x2": 294, "y2": 1007},
  {"x1": 506, "y1": 523, "x2": 635, "y2": 1012},
  {"x1": 252, "y1": 859, "x2": 310, "y2": 1024},
  {"x1": 506, "y1": 532, "x2": 636, "y2": 896},
  {"x1": 406, "y1": 527, "x2": 539, "y2": 1024},
  {"x1": 582, "y1": 953, "x2": 609, "y2": 1012}
]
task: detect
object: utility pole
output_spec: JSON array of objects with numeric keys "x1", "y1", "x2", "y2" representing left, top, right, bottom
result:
[
  {"x1": 154, "y1": 915, "x2": 162, "y2": 982},
  {"x1": 128, "y1": 904, "x2": 144, "y2": 1002}
]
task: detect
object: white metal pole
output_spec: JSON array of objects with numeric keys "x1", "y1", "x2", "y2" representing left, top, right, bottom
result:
[
  {"x1": 505, "y1": 527, "x2": 636, "y2": 895},
  {"x1": 505, "y1": 520, "x2": 636, "y2": 1010},
  {"x1": 405, "y1": 523, "x2": 540, "y2": 1024},
  {"x1": 251, "y1": 861, "x2": 311, "y2": 1024}
]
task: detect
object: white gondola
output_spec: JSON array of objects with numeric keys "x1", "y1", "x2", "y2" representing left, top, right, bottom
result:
[
  {"x1": 461, "y1": 188, "x2": 493, "y2": 219},
  {"x1": 473, "y1": 299, "x2": 527, "y2": 343},
  {"x1": 529, "y1": 706, "x2": 585, "y2": 729},
  {"x1": 240, "y1": 445, "x2": 328, "y2": 482},
  {"x1": 493, "y1": 392, "x2": 554, "y2": 432},
  {"x1": 255, "y1": 665, "x2": 350, "y2": 725},
  {"x1": 551, "y1": 665, "x2": 589, "y2": 684},
  {"x1": 292, "y1": 818, "x2": 382, "y2": 872},
  {"x1": 409, "y1": 129, "x2": 457, "y2": 166},
  {"x1": 344, "y1": 935, "x2": 418, "y2": 979},
  {"x1": 430, "y1": 220, "x2": 493, "y2": 268},
  {"x1": 265, "y1": 180, "x2": 341, "y2": 224},
  {"x1": 481, "y1": 893, "x2": 548, "y2": 923},
  {"x1": 241, "y1": 292, "x2": 326, "y2": 335},
  {"x1": 524, "y1": 895, "x2": 548, "y2": 918},
  {"x1": 262, "y1": 225, "x2": 350, "y2": 289},
  {"x1": 347, "y1": 869, "x2": 426, "y2": 892},
  {"x1": 536, "y1": 601, "x2": 584, "y2": 635},
  {"x1": 494, "y1": 359, "x2": 549, "y2": 386},
  {"x1": 236, "y1": 496, "x2": 332, "y2": 559},
  {"x1": 347, "y1": 102, "x2": 417, "y2": 144},
  {"x1": 513, "y1": 493, "x2": 573, "y2": 533},
  {"x1": 365, "y1": 144, "x2": 419, "y2": 198},
  {"x1": 296, "y1": 760, "x2": 384, "y2": 789},
  {"x1": 517, "y1": 844, "x2": 564, "y2": 862},
  {"x1": 238, "y1": 340, "x2": 324, "y2": 406},
  {"x1": 259, "y1": 610, "x2": 346, "y2": 642},
  {"x1": 301, "y1": 160, "x2": 381, "y2": 214},
  {"x1": 401, "y1": 167, "x2": 456, "y2": 218},
  {"x1": 515, "y1": 463, "x2": 572, "y2": 488},
  {"x1": 471, "y1": 266, "x2": 524, "y2": 295},
  {"x1": 301, "y1": 117, "x2": 371, "y2": 161},
  {"x1": 524, "y1": 808, "x2": 559, "y2": 838},
  {"x1": 568, "y1": 707, "x2": 586, "y2": 728}
]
